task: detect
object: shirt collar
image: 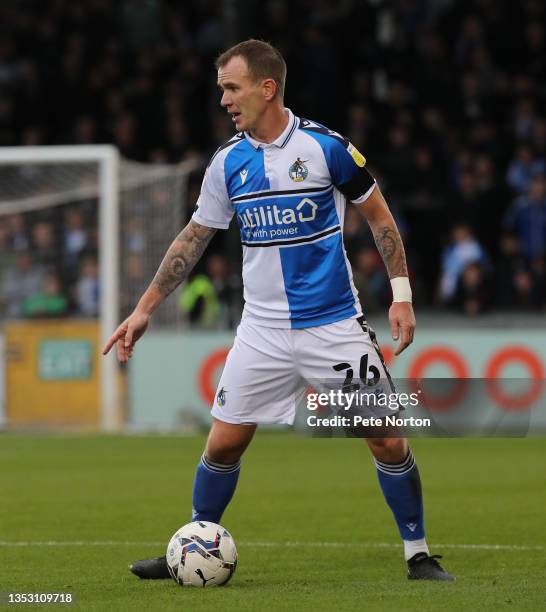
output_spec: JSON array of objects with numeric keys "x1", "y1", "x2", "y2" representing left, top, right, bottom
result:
[{"x1": 245, "y1": 108, "x2": 298, "y2": 150}]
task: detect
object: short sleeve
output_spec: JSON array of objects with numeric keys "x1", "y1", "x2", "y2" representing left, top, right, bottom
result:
[
  {"x1": 325, "y1": 138, "x2": 376, "y2": 204},
  {"x1": 191, "y1": 152, "x2": 234, "y2": 229}
]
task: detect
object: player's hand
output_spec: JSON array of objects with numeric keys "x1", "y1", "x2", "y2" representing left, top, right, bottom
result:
[
  {"x1": 389, "y1": 302, "x2": 416, "y2": 356},
  {"x1": 102, "y1": 309, "x2": 150, "y2": 363}
]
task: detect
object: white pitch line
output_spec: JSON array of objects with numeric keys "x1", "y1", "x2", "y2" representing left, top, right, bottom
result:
[
  {"x1": 0, "y1": 541, "x2": 542, "y2": 551},
  {"x1": 0, "y1": 541, "x2": 163, "y2": 547},
  {"x1": 246, "y1": 541, "x2": 545, "y2": 551}
]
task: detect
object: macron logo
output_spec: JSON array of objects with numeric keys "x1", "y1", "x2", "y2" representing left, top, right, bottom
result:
[
  {"x1": 406, "y1": 523, "x2": 417, "y2": 532},
  {"x1": 240, "y1": 169, "x2": 248, "y2": 185}
]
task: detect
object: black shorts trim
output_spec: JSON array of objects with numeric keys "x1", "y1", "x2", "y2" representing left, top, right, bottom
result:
[{"x1": 357, "y1": 315, "x2": 395, "y2": 392}]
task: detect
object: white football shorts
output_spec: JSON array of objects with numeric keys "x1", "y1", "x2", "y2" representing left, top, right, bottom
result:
[{"x1": 211, "y1": 316, "x2": 396, "y2": 425}]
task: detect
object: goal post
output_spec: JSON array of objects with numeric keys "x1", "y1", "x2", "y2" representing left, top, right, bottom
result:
[{"x1": 0, "y1": 145, "x2": 201, "y2": 431}]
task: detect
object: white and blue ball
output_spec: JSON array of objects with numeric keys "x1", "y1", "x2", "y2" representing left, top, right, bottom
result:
[{"x1": 166, "y1": 521, "x2": 237, "y2": 587}]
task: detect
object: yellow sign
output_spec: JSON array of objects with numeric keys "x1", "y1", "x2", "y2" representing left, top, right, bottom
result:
[
  {"x1": 5, "y1": 320, "x2": 100, "y2": 427},
  {"x1": 348, "y1": 143, "x2": 366, "y2": 167}
]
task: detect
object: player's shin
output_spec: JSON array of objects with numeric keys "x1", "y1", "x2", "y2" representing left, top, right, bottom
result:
[
  {"x1": 191, "y1": 454, "x2": 241, "y2": 522},
  {"x1": 374, "y1": 449, "x2": 430, "y2": 560}
]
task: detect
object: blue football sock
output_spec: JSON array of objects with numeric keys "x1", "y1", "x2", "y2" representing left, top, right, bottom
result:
[
  {"x1": 375, "y1": 449, "x2": 426, "y2": 542},
  {"x1": 191, "y1": 454, "x2": 240, "y2": 523}
]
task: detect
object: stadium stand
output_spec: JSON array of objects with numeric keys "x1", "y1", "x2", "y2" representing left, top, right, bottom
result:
[{"x1": 0, "y1": 0, "x2": 544, "y2": 324}]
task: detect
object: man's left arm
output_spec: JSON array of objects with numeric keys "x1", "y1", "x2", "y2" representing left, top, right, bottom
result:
[{"x1": 354, "y1": 185, "x2": 416, "y2": 356}]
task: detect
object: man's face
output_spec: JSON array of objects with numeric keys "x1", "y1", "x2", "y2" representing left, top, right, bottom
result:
[{"x1": 217, "y1": 56, "x2": 268, "y2": 132}]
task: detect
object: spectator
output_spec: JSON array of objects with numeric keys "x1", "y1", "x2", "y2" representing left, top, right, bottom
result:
[
  {"x1": 62, "y1": 206, "x2": 89, "y2": 286},
  {"x1": 8, "y1": 214, "x2": 29, "y2": 251},
  {"x1": 504, "y1": 174, "x2": 546, "y2": 262},
  {"x1": 452, "y1": 262, "x2": 491, "y2": 316},
  {"x1": 112, "y1": 112, "x2": 140, "y2": 159},
  {"x1": 125, "y1": 218, "x2": 145, "y2": 254},
  {"x1": 496, "y1": 233, "x2": 529, "y2": 307},
  {"x1": 511, "y1": 269, "x2": 540, "y2": 310},
  {"x1": 63, "y1": 207, "x2": 88, "y2": 257},
  {"x1": 179, "y1": 273, "x2": 219, "y2": 328},
  {"x1": 22, "y1": 272, "x2": 68, "y2": 318},
  {"x1": 121, "y1": 253, "x2": 147, "y2": 318},
  {"x1": 454, "y1": 169, "x2": 480, "y2": 223},
  {"x1": 1, "y1": 253, "x2": 45, "y2": 318},
  {"x1": 166, "y1": 115, "x2": 190, "y2": 160},
  {"x1": 31, "y1": 221, "x2": 59, "y2": 269},
  {"x1": 73, "y1": 116, "x2": 97, "y2": 144},
  {"x1": 513, "y1": 99, "x2": 537, "y2": 142},
  {"x1": 506, "y1": 144, "x2": 545, "y2": 194},
  {"x1": 206, "y1": 254, "x2": 243, "y2": 329},
  {"x1": 439, "y1": 224, "x2": 487, "y2": 303},
  {"x1": 472, "y1": 153, "x2": 509, "y2": 257},
  {"x1": 0, "y1": 222, "x2": 16, "y2": 282},
  {"x1": 343, "y1": 205, "x2": 374, "y2": 258},
  {"x1": 351, "y1": 247, "x2": 389, "y2": 314},
  {"x1": 178, "y1": 255, "x2": 243, "y2": 329},
  {"x1": 75, "y1": 255, "x2": 99, "y2": 317}
]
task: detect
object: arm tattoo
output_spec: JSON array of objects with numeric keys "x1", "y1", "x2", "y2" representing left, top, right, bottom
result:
[
  {"x1": 153, "y1": 220, "x2": 216, "y2": 297},
  {"x1": 373, "y1": 225, "x2": 408, "y2": 278}
]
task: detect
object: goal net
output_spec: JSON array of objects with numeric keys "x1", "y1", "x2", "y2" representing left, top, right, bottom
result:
[{"x1": 0, "y1": 146, "x2": 202, "y2": 430}]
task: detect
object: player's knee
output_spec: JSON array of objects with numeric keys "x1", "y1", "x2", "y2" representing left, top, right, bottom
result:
[
  {"x1": 367, "y1": 437, "x2": 408, "y2": 463},
  {"x1": 204, "y1": 445, "x2": 244, "y2": 465},
  {"x1": 204, "y1": 422, "x2": 255, "y2": 465}
]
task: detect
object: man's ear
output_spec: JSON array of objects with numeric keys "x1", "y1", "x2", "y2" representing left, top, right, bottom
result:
[{"x1": 262, "y1": 78, "x2": 278, "y2": 101}]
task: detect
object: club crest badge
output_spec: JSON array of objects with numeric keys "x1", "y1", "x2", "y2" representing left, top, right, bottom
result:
[
  {"x1": 217, "y1": 387, "x2": 227, "y2": 407},
  {"x1": 288, "y1": 157, "x2": 309, "y2": 182}
]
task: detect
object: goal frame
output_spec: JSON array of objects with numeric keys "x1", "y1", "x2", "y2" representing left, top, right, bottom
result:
[{"x1": 0, "y1": 145, "x2": 120, "y2": 431}]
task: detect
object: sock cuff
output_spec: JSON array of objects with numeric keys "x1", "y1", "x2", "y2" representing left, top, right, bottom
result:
[
  {"x1": 201, "y1": 454, "x2": 241, "y2": 474},
  {"x1": 374, "y1": 449, "x2": 415, "y2": 475}
]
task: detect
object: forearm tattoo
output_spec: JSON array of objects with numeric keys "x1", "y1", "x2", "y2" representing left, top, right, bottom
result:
[
  {"x1": 373, "y1": 225, "x2": 408, "y2": 278},
  {"x1": 153, "y1": 220, "x2": 216, "y2": 297}
]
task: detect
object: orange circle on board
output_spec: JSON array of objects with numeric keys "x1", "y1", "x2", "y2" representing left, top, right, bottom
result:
[
  {"x1": 485, "y1": 346, "x2": 544, "y2": 411},
  {"x1": 408, "y1": 347, "x2": 469, "y2": 411},
  {"x1": 198, "y1": 347, "x2": 230, "y2": 406},
  {"x1": 380, "y1": 345, "x2": 394, "y2": 368}
]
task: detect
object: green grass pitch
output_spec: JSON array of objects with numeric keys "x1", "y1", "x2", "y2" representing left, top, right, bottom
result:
[{"x1": 1, "y1": 433, "x2": 545, "y2": 611}]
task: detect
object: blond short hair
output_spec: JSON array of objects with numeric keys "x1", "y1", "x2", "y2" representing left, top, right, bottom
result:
[{"x1": 215, "y1": 39, "x2": 287, "y2": 99}]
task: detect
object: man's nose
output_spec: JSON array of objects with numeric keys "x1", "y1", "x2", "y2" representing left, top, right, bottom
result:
[{"x1": 221, "y1": 91, "x2": 231, "y2": 108}]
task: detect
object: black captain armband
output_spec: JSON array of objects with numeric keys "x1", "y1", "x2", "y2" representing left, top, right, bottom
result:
[{"x1": 338, "y1": 166, "x2": 376, "y2": 202}]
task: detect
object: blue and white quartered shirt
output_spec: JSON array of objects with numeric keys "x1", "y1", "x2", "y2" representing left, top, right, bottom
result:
[{"x1": 192, "y1": 109, "x2": 377, "y2": 329}]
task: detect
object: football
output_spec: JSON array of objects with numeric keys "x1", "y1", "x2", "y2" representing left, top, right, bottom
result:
[{"x1": 166, "y1": 521, "x2": 238, "y2": 587}]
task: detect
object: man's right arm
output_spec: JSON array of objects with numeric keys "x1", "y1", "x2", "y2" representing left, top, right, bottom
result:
[
  {"x1": 102, "y1": 219, "x2": 216, "y2": 362},
  {"x1": 146, "y1": 220, "x2": 217, "y2": 309}
]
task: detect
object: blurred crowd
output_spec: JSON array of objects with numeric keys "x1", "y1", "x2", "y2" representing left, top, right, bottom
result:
[
  {"x1": 0, "y1": 0, "x2": 544, "y2": 324},
  {"x1": 0, "y1": 208, "x2": 99, "y2": 318}
]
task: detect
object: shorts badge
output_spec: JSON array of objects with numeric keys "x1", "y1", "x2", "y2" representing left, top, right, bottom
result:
[{"x1": 217, "y1": 387, "x2": 227, "y2": 407}]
